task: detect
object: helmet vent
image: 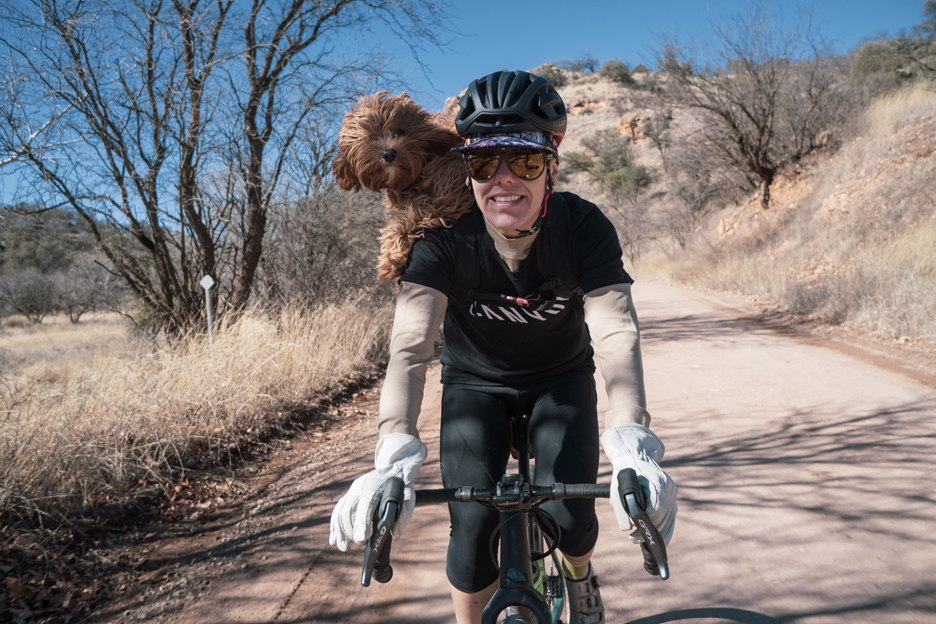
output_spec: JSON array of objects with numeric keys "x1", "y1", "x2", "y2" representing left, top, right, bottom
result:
[
  {"x1": 461, "y1": 98, "x2": 475, "y2": 118},
  {"x1": 477, "y1": 80, "x2": 489, "y2": 103},
  {"x1": 474, "y1": 113, "x2": 524, "y2": 128}
]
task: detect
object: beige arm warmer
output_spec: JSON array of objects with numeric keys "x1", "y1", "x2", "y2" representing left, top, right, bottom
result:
[
  {"x1": 583, "y1": 283, "x2": 652, "y2": 429},
  {"x1": 377, "y1": 282, "x2": 448, "y2": 438}
]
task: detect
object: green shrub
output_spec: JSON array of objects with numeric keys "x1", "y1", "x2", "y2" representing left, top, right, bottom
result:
[
  {"x1": 571, "y1": 53, "x2": 599, "y2": 73},
  {"x1": 850, "y1": 34, "x2": 936, "y2": 96},
  {"x1": 566, "y1": 129, "x2": 651, "y2": 199},
  {"x1": 534, "y1": 63, "x2": 567, "y2": 87},
  {"x1": 852, "y1": 40, "x2": 902, "y2": 77},
  {"x1": 0, "y1": 206, "x2": 96, "y2": 274},
  {"x1": 599, "y1": 59, "x2": 632, "y2": 84}
]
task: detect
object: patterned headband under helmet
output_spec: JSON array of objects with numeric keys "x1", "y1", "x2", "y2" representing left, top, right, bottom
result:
[{"x1": 451, "y1": 131, "x2": 558, "y2": 153}]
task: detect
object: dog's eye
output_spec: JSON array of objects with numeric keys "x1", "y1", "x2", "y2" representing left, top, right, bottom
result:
[{"x1": 393, "y1": 128, "x2": 405, "y2": 137}]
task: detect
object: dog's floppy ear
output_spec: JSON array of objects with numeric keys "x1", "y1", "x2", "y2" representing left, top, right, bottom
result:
[
  {"x1": 428, "y1": 113, "x2": 465, "y2": 152},
  {"x1": 332, "y1": 149, "x2": 361, "y2": 192},
  {"x1": 428, "y1": 131, "x2": 464, "y2": 153}
]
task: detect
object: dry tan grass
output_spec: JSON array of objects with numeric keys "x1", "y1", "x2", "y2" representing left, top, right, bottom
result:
[
  {"x1": 1, "y1": 312, "x2": 130, "y2": 383},
  {"x1": 865, "y1": 86, "x2": 936, "y2": 139},
  {"x1": 0, "y1": 299, "x2": 392, "y2": 521}
]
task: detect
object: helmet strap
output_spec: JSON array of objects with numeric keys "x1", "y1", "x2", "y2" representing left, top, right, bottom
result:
[{"x1": 514, "y1": 165, "x2": 553, "y2": 238}]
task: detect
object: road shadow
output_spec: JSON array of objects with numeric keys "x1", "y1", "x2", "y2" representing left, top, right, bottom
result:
[
  {"x1": 665, "y1": 398, "x2": 935, "y2": 469},
  {"x1": 290, "y1": 584, "x2": 936, "y2": 624},
  {"x1": 639, "y1": 310, "x2": 796, "y2": 347},
  {"x1": 775, "y1": 583, "x2": 936, "y2": 621},
  {"x1": 659, "y1": 398, "x2": 936, "y2": 536},
  {"x1": 593, "y1": 397, "x2": 936, "y2": 537},
  {"x1": 627, "y1": 607, "x2": 781, "y2": 623},
  {"x1": 640, "y1": 305, "x2": 936, "y2": 390}
]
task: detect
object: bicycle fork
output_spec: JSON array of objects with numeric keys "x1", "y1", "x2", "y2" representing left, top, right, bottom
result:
[{"x1": 483, "y1": 507, "x2": 552, "y2": 624}]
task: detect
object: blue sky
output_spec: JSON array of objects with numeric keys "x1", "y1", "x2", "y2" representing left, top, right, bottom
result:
[{"x1": 378, "y1": 0, "x2": 931, "y2": 112}]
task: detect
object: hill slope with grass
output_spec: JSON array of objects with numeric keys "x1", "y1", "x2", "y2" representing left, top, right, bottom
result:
[{"x1": 678, "y1": 87, "x2": 936, "y2": 344}]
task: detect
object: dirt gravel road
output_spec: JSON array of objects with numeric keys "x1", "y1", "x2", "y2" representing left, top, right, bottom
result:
[{"x1": 94, "y1": 282, "x2": 936, "y2": 624}]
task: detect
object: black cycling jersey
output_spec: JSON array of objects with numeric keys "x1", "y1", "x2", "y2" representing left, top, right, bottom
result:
[{"x1": 401, "y1": 191, "x2": 631, "y2": 386}]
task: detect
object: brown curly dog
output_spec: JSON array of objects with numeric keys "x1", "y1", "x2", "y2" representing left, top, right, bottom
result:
[{"x1": 332, "y1": 91, "x2": 474, "y2": 283}]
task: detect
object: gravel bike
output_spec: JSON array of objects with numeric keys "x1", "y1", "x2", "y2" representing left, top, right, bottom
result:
[{"x1": 360, "y1": 413, "x2": 669, "y2": 624}]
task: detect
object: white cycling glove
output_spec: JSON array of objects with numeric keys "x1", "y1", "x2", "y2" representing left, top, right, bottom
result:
[
  {"x1": 329, "y1": 432, "x2": 427, "y2": 552},
  {"x1": 601, "y1": 423, "x2": 678, "y2": 545}
]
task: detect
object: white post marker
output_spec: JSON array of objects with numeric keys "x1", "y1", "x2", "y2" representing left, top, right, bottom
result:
[{"x1": 200, "y1": 275, "x2": 215, "y2": 348}]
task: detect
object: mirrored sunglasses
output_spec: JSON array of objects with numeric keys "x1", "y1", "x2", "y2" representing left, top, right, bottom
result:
[{"x1": 463, "y1": 148, "x2": 549, "y2": 183}]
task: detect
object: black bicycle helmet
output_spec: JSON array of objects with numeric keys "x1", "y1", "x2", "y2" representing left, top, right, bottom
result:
[{"x1": 454, "y1": 70, "x2": 567, "y2": 146}]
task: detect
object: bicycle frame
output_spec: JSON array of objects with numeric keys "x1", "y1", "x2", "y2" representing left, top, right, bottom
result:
[{"x1": 480, "y1": 413, "x2": 556, "y2": 624}]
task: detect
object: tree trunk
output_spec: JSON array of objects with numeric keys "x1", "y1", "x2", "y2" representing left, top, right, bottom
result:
[
  {"x1": 759, "y1": 179, "x2": 770, "y2": 210},
  {"x1": 758, "y1": 168, "x2": 776, "y2": 210}
]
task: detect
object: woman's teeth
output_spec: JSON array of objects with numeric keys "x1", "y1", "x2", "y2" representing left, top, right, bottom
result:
[{"x1": 493, "y1": 195, "x2": 522, "y2": 203}]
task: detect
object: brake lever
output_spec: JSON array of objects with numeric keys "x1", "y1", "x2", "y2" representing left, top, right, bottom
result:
[
  {"x1": 617, "y1": 468, "x2": 670, "y2": 580},
  {"x1": 361, "y1": 476, "x2": 405, "y2": 587}
]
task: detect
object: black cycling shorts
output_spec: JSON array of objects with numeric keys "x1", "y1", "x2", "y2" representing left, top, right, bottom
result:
[{"x1": 440, "y1": 374, "x2": 600, "y2": 593}]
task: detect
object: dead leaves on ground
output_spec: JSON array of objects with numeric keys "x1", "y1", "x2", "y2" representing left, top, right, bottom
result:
[{"x1": 0, "y1": 531, "x2": 102, "y2": 623}]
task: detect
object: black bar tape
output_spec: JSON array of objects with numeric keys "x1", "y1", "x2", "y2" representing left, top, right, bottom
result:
[{"x1": 551, "y1": 483, "x2": 611, "y2": 500}]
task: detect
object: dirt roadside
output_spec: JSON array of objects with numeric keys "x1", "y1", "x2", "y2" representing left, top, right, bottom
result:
[
  {"x1": 75, "y1": 384, "x2": 388, "y2": 624},
  {"x1": 57, "y1": 281, "x2": 936, "y2": 623}
]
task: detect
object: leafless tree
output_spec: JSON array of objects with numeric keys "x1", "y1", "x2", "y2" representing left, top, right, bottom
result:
[
  {"x1": 572, "y1": 53, "x2": 599, "y2": 73},
  {"x1": 657, "y1": 1, "x2": 845, "y2": 209},
  {"x1": 603, "y1": 195, "x2": 656, "y2": 265},
  {"x1": 654, "y1": 117, "x2": 750, "y2": 248},
  {"x1": 0, "y1": 0, "x2": 449, "y2": 332},
  {"x1": 643, "y1": 114, "x2": 672, "y2": 172},
  {"x1": 55, "y1": 255, "x2": 125, "y2": 323},
  {"x1": 257, "y1": 183, "x2": 389, "y2": 307},
  {"x1": 0, "y1": 269, "x2": 56, "y2": 323}
]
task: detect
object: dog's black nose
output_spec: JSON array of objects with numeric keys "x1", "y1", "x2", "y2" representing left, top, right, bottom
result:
[{"x1": 382, "y1": 149, "x2": 397, "y2": 163}]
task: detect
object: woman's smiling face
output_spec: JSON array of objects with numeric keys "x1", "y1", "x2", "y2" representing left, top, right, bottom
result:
[{"x1": 472, "y1": 155, "x2": 557, "y2": 238}]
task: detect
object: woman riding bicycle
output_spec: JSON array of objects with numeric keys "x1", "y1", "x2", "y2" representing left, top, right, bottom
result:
[{"x1": 330, "y1": 69, "x2": 678, "y2": 624}]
